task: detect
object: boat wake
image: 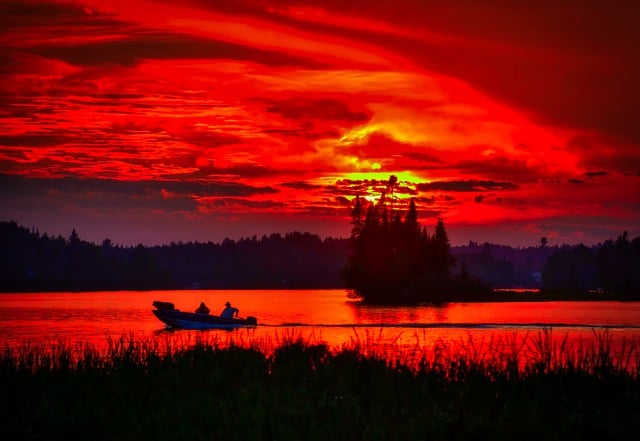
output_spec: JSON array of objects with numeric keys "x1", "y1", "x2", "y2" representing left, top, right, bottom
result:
[{"x1": 267, "y1": 322, "x2": 640, "y2": 330}]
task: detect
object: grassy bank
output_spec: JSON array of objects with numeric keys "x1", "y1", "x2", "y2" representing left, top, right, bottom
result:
[{"x1": 2, "y1": 333, "x2": 639, "y2": 440}]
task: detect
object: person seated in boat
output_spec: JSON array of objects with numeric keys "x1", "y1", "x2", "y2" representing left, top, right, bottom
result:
[
  {"x1": 195, "y1": 301, "x2": 210, "y2": 314},
  {"x1": 220, "y1": 301, "x2": 239, "y2": 318}
]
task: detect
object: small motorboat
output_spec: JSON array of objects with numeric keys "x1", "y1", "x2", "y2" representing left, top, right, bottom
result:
[{"x1": 151, "y1": 301, "x2": 258, "y2": 329}]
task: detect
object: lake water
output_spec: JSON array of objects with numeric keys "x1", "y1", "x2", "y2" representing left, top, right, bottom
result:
[{"x1": 2, "y1": 290, "x2": 640, "y2": 365}]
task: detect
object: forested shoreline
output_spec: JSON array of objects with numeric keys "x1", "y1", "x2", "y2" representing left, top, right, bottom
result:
[{"x1": 1, "y1": 220, "x2": 638, "y2": 299}]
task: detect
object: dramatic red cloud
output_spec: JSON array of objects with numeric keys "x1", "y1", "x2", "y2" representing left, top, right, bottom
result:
[{"x1": 1, "y1": 0, "x2": 638, "y2": 246}]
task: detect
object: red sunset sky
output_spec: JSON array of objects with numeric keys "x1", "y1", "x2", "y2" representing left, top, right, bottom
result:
[{"x1": 1, "y1": 0, "x2": 639, "y2": 247}]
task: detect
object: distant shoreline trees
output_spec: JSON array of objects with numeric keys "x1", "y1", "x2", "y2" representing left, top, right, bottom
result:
[
  {"x1": 542, "y1": 231, "x2": 640, "y2": 297},
  {"x1": 341, "y1": 176, "x2": 491, "y2": 304},
  {"x1": 0, "y1": 221, "x2": 347, "y2": 292},
  {"x1": 1, "y1": 215, "x2": 638, "y2": 298}
]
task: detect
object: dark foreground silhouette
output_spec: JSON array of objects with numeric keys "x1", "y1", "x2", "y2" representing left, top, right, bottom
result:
[{"x1": 2, "y1": 335, "x2": 638, "y2": 440}]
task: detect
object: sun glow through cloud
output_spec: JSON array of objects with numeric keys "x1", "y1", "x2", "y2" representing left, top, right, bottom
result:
[{"x1": 0, "y1": 0, "x2": 638, "y2": 246}]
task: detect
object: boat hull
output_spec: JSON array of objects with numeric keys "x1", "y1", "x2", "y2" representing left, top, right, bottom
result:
[{"x1": 152, "y1": 309, "x2": 258, "y2": 329}]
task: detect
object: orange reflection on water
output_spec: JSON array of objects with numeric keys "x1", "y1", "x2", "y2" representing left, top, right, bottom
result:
[{"x1": 1, "y1": 290, "x2": 639, "y2": 370}]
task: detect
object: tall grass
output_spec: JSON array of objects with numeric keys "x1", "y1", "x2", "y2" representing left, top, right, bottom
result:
[
  {"x1": 3, "y1": 329, "x2": 638, "y2": 379},
  {"x1": 2, "y1": 329, "x2": 639, "y2": 440}
]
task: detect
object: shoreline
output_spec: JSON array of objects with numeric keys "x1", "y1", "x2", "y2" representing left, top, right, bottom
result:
[{"x1": 1, "y1": 287, "x2": 638, "y2": 302}]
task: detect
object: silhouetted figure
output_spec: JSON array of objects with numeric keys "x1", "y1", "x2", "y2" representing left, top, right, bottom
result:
[
  {"x1": 220, "y1": 301, "x2": 239, "y2": 318},
  {"x1": 195, "y1": 301, "x2": 210, "y2": 314}
]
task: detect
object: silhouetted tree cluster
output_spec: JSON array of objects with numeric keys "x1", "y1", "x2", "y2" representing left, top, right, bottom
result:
[
  {"x1": 0, "y1": 221, "x2": 347, "y2": 292},
  {"x1": 341, "y1": 176, "x2": 490, "y2": 304},
  {"x1": 542, "y1": 231, "x2": 640, "y2": 296}
]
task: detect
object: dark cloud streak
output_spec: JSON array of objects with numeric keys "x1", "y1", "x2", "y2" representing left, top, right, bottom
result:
[
  {"x1": 0, "y1": 173, "x2": 278, "y2": 198},
  {"x1": 29, "y1": 32, "x2": 327, "y2": 68},
  {"x1": 262, "y1": 97, "x2": 370, "y2": 122},
  {"x1": 416, "y1": 180, "x2": 517, "y2": 192}
]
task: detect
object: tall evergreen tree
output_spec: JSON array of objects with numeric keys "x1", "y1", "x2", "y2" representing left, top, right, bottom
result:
[
  {"x1": 342, "y1": 178, "x2": 458, "y2": 304},
  {"x1": 432, "y1": 217, "x2": 456, "y2": 285}
]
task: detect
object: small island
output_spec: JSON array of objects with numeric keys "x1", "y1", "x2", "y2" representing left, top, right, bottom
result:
[{"x1": 342, "y1": 175, "x2": 489, "y2": 304}]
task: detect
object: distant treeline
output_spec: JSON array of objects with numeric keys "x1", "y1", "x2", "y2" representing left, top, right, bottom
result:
[
  {"x1": 542, "y1": 231, "x2": 640, "y2": 296},
  {"x1": 1, "y1": 220, "x2": 638, "y2": 297},
  {"x1": 0, "y1": 221, "x2": 347, "y2": 292}
]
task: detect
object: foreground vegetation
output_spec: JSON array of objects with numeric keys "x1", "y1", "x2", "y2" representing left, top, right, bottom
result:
[{"x1": 2, "y1": 332, "x2": 639, "y2": 440}]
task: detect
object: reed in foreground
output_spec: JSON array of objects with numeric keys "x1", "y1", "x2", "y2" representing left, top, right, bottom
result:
[{"x1": 1, "y1": 332, "x2": 639, "y2": 440}]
